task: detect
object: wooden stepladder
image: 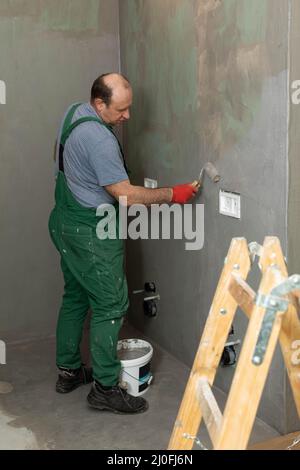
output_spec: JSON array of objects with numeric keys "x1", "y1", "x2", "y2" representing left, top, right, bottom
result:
[{"x1": 168, "y1": 237, "x2": 300, "y2": 450}]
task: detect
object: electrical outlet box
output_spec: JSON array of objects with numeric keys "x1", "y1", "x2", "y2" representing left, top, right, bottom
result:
[
  {"x1": 219, "y1": 190, "x2": 241, "y2": 219},
  {"x1": 144, "y1": 178, "x2": 158, "y2": 189}
]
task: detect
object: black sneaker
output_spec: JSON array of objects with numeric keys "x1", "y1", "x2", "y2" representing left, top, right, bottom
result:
[
  {"x1": 87, "y1": 382, "x2": 148, "y2": 414},
  {"x1": 56, "y1": 365, "x2": 93, "y2": 393}
]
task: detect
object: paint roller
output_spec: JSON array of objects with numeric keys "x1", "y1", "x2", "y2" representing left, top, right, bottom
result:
[{"x1": 195, "y1": 162, "x2": 221, "y2": 186}]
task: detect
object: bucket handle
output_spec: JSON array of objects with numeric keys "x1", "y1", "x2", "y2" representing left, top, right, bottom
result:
[{"x1": 123, "y1": 370, "x2": 153, "y2": 385}]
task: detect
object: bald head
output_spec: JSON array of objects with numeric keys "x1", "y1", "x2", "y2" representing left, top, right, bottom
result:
[
  {"x1": 103, "y1": 73, "x2": 130, "y2": 90},
  {"x1": 91, "y1": 73, "x2": 131, "y2": 106},
  {"x1": 91, "y1": 73, "x2": 132, "y2": 126}
]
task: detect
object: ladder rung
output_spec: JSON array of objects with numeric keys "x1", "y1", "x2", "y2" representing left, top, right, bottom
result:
[
  {"x1": 228, "y1": 273, "x2": 256, "y2": 318},
  {"x1": 197, "y1": 377, "x2": 222, "y2": 447}
]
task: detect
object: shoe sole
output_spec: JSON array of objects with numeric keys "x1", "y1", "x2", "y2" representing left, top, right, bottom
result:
[
  {"x1": 56, "y1": 380, "x2": 92, "y2": 394},
  {"x1": 87, "y1": 397, "x2": 149, "y2": 415},
  {"x1": 56, "y1": 383, "x2": 82, "y2": 393}
]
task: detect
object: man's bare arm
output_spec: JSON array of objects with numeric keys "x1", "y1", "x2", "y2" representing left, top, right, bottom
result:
[{"x1": 105, "y1": 180, "x2": 173, "y2": 206}]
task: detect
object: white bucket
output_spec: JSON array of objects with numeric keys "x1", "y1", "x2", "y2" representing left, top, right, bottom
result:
[{"x1": 117, "y1": 338, "x2": 153, "y2": 396}]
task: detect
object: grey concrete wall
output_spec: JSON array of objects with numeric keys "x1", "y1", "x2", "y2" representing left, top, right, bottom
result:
[
  {"x1": 120, "y1": 0, "x2": 291, "y2": 433},
  {"x1": 0, "y1": 0, "x2": 120, "y2": 341}
]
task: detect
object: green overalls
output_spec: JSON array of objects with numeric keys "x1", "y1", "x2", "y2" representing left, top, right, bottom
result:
[{"x1": 48, "y1": 104, "x2": 129, "y2": 387}]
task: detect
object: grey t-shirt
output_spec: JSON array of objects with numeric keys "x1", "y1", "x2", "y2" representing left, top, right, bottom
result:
[{"x1": 55, "y1": 102, "x2": 128, "y2": 208}]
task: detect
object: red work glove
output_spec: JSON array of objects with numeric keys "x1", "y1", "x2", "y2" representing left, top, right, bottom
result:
[{"x1": 172, "y1": 183, "x2": 198, "y2": 204}]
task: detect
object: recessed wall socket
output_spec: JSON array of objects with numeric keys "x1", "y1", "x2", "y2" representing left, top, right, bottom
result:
[
  {"x1": 144, "y1": 178, "x2": 158, "y2": 189},
  {"x1": 219, "y1": 190, "x2": 241, "y2": 219}
]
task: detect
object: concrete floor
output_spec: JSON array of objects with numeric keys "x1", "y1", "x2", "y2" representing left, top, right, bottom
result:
[{"x1": 0, "y1": 324, "x2": 279, "y2": 450}]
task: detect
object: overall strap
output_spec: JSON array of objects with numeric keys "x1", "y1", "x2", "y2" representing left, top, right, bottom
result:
[
  {"x1": 59, "y1": 103, "x2": 81, "y2": 172},
  {"x1": 58, "y1": 104, "x2": 128, "y2": 175},
  {"x1": 60, "y1": 116, "x2": 106, "y2": 146}
]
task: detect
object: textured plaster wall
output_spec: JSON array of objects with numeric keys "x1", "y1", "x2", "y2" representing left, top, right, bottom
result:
[
  {"x1": 0, "y1": 0, "x2": 120, "y2": 341},
  {"x1": 120, "y1": 0, "x2": 291, "y2": 433},
  {"x1": 287, "y1": 0, "x2": 300, "y2": 432}
]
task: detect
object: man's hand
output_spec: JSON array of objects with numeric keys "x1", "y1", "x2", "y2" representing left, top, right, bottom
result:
[{"x1": 171, "y1": 181, "x2": 200, "y2": 204}]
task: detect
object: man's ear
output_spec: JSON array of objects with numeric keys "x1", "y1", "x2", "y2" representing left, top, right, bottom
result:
[{"x1": 94, "y1": 98, "x2": 105, "y2": 113}]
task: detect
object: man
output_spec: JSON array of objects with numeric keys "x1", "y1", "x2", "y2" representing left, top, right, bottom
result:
[{"x1": 49, "y1": 73, "x2": 199, "y2": 415}]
